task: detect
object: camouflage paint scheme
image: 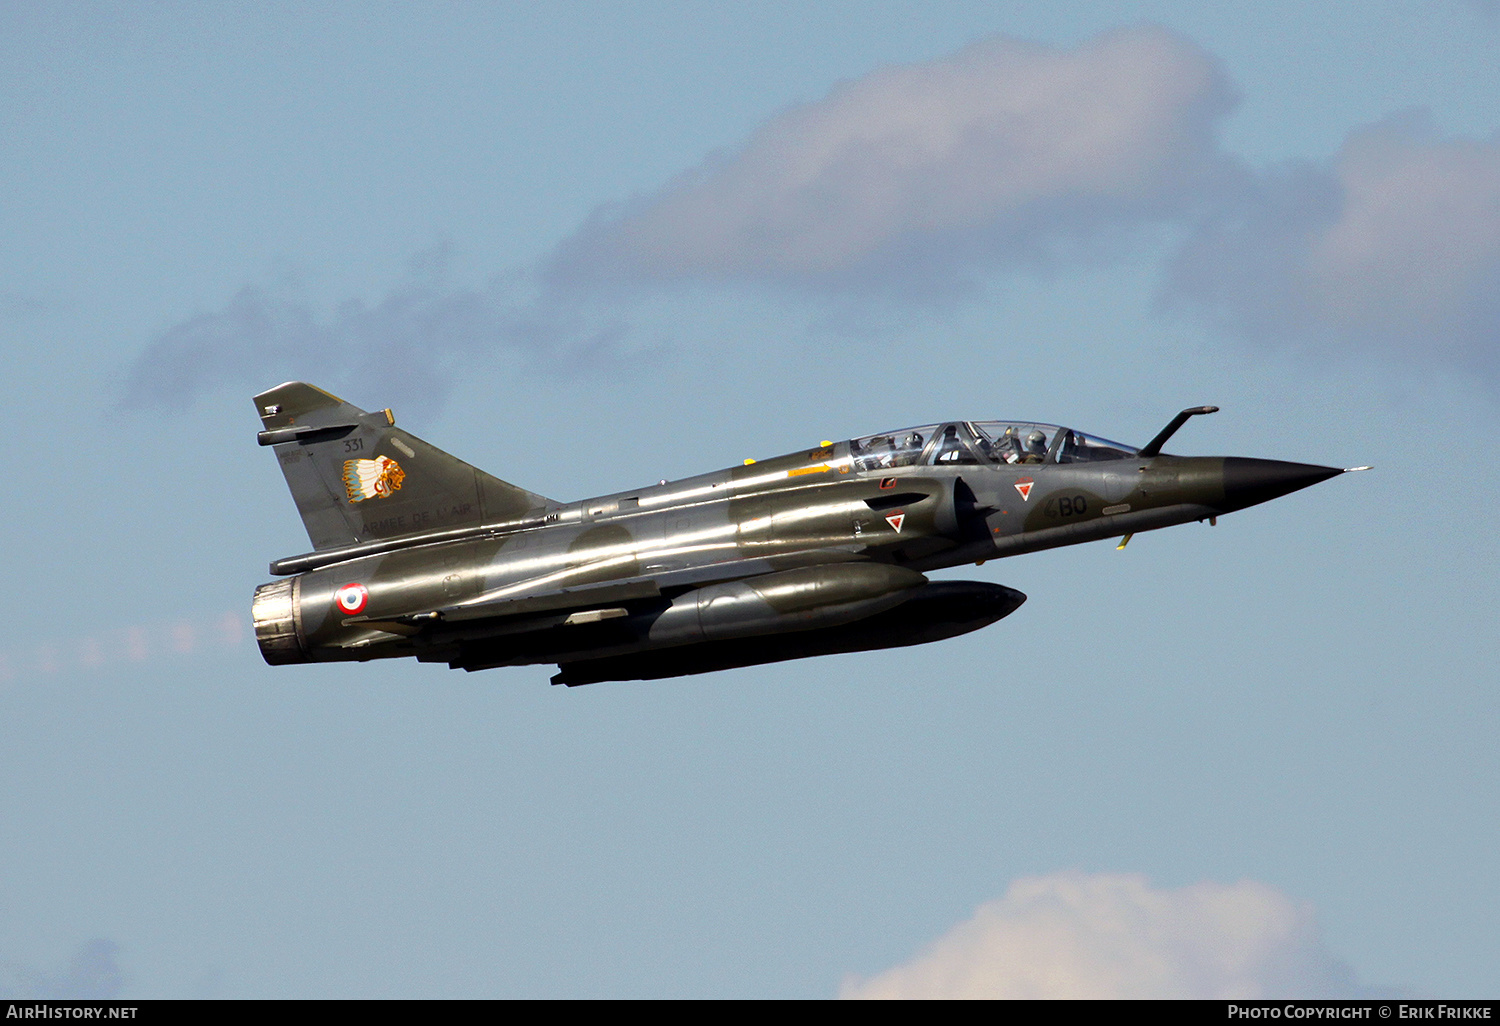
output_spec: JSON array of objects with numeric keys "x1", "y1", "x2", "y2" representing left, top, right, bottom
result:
[{"x1": 250, "y1": 383, "x2": 1354, "y2": 685}]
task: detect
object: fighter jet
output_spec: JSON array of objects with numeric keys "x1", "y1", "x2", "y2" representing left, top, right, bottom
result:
[{"x1": 251, "y1": 383, "x2": 1362, "y2": 685}]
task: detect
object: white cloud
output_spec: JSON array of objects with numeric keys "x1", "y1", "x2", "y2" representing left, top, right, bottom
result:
[
  {"x1": 1165, "y1": 112, "x2": 1500, "y2": 377},
  {"x1": 127, "y1": 28, "x2": 1500, "y2": 403},
  {"x1": 544, "y1": 22, "x2": 1500, "y2": 383},
  {"x1": 1310, "y1": 117, "x2": 1500, "y2": 339},
  {"x1": 547, "y1": 25, "x2": 1240, "y2": 294},
  {"x1": 840, "y1": 872, "x2": 1368, "y2": 999}
]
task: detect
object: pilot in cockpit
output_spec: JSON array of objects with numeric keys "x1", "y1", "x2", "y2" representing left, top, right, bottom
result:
[
  {"x1": 995, "y1": 426, "x2": 1023, "y2": 464},
  {"x1": 934, "y1": 424, "x2": 982, "y2": 465},
  {"x1": 935, "y1": 425, "x2": 964, "y2": 463},
  {"x1": 1022, "y1": 429, "x2": 1048, "y2": 464}
]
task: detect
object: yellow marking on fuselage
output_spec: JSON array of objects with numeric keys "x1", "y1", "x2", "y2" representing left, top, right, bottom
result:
[{"x1": 787, "y1": 464, "x2": 831, "y2": 478}]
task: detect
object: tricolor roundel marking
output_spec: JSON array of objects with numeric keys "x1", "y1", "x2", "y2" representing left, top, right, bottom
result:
[
  {"x1": 334, "y1": 582, "x2": 369, "y2": 616},
  {"x1": 1014, "y1": 477, "x2": 1034, "y2": 501}
]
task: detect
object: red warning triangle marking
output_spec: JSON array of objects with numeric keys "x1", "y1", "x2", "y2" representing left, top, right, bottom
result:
[
  {"x1": 1014, "y1": 477, "x2": 1034, "y2": 501},
  {"x1": 885, "y1": 512, "x2": 905, "y2": 533}
]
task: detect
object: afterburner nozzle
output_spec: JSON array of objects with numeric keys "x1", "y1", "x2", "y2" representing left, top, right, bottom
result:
[{"x1": 251, "y1": 578, "x2": 309, "y2": 665}]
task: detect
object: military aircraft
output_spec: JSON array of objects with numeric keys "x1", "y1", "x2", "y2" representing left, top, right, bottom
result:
[{"x1": 251, "y1": 383, "x2": 1362, "y2": 686}]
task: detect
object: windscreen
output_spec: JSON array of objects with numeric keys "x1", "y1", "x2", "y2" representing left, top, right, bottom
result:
[
  {"x1": 847, "y1": 421, "x2": 1138, "y2": 471},
  {"x1": 849, "y1": 425, "x2": 940, "y2": 472},
  {"x1": 969, "y1": 422, "x2": 1060, "y2": 465},
  {"x1": 1053, "y1": 429, "x2": 1139, "y2": 463}
]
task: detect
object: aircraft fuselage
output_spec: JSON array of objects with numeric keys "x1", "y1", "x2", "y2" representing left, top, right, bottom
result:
[{"x1": 250, "y1": 385, "x2": 1347, "y2": 685}]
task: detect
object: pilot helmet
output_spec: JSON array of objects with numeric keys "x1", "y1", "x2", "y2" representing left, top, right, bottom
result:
[{"x1": 1025, "y1": 429, "x2": 1047, "y2": 453}]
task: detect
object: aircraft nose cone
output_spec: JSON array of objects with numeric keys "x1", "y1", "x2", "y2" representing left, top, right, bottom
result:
[{"x1": 1220, "y1": 458, "x2": 1344, "y2": 512}]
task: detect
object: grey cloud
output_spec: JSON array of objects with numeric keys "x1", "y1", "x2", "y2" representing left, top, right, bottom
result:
[
  {"x1": 1, "y1": 939, "x2": 124, "y2": 999},
  {"x1": 132, "y1": 25, "x2": 1245, "y2": 410},
  {"x1": 543, "y1": 25, "x2": 1500, "y2": 385},
  {"x1": 0, "y1": 291, "x2": 49, "y2": 319},
  {"x1": 1160, "y1": 160, "x2": 1346, "y2": 340},
  {"x1": 119, "y1": 256, "x2": 625, "y2": 416},
  {"x1": 127, "y1": 28, "x2": 1500, "y2": 408},
  {"x1": 1164, "y1": 112, "x2": 1500, "y2": 379},
  {"x1": 840, "y1": 872, "x2": 1382, "y2": 1000},
  {"x1": 545, "y1": 25, "x2": 1243, "y2": 298},
  {"x1": 124, "y1": 278, "x2": 504, "y2": 418}
]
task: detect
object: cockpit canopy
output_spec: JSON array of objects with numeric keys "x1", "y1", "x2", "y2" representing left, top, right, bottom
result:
[{"x1": 848, "y1": 422, "x2": 1138, "y2": 472}]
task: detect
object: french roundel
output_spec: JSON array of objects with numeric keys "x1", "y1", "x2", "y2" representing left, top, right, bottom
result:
[{"x1": 334, "y1": 582, "x2": 368, "y2": 615}]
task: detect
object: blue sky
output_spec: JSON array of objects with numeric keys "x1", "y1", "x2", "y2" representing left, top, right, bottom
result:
[{"x1": 2, "y1": 1, "x2": 1497, "y2": 998}]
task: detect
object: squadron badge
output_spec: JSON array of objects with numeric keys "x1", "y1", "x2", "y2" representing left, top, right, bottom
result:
[{"x1": 343, "y1": 455, "x2": 406, "y2": 502}]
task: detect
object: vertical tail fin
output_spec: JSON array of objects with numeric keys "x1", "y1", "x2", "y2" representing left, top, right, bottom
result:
[{"x1": 254, "y1": 382, "x2": 555, "y2": 551}]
